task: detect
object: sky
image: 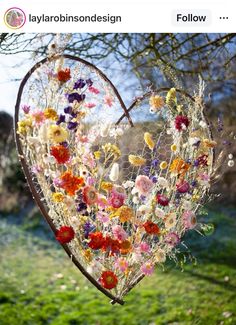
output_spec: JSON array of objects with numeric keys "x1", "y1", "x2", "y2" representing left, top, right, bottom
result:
[{"x1": 0, "y1": 52, "x2": 33, "y2": 116}]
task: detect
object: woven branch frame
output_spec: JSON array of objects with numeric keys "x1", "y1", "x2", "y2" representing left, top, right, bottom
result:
[{"x1": 14, "y1": 54, "x2": 213, "y2": 305}]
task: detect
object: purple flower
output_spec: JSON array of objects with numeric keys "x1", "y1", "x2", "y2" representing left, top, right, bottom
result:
[
  {"x1": 67, "y1": 121, "x2": 78, "y2": 130},
  {"x1": 193, "y1": 160, "x2": 199, "y2": 167},
  {"x1": 22, "y1": 105, "x2": 30, "y2": 114},
  {"x1": 74, "y1": 79, "x2": 86, "y2": 89},
  {"x1": 151, "y1": 159, "x2": 159, "y2": 167},
  {"x1": 60, "y1": 141, "x2": 69, "y2": 147},
  {"x1": 64, "y1": 106, "x2": 73, "y2": 114},
  {"x1": 67, "y1": 93, "x2": 86, "y2": 103},
  {"x1": 77, "y1": 202, "x2": 87, "y2": 212},
  {"x1": 84, "y1": 222, "x2": 94, "y2": 239},
  {"x1": 86, "y1": 78, "x2": 93, "y2": 87},
  {"x1": 150, "y1": 176, "x2": 157, "y2": 183},
  {"x1": 56, "y1": 114, "x2": 65, "y2": 125},
  {"x1": 142, "y1": 166, "x2": 150, "y2": 175}
]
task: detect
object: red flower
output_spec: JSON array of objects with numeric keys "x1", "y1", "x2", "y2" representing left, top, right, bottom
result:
[
  {"x1": 83, "y1": 186, "x2": 98, "y2": 205},
  {"x1": 176, "y1": 180, "x2": 190, "y2": 193},
  {"x1": 156, "y1": 194, "x2": 169, "y2": 206},
  {"x1": 99, "y1": 271, "x2": 118, "y2": 290},
  {"x1": 143, "y1": 221, "x2": 160, "y2": 235},
  {"x1": 196, "y1": 154, "x2": 208, "y2": 167},
  {"x1": 102, "y1": 236, "x2": 121, "y2": 255},
  {"x1": 175, "y1": 115, "x2": 189, "y2": 131},
  {"x1": 50, "y1": 145, "x2": 70, "y2": 164},
  {"x1": 57, "y1": 68, "x2": 71, "y2": 82},
  {"x1": 60, "y1": 171, "x2": 84, "y2": 196},
  {"x1": 88, "y1": 232, "x2": 105, "y2": 250},
  {"x1": 56, "y1": 226, "x2": 75, "y2": 244}
]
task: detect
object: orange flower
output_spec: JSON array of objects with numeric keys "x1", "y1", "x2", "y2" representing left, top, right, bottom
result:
[
  {"x1": 99, "y1": 271, "x2": 118, "y2": 290},
  {"x1": 50, "y1": 145, "x2": 70, "y2": 164},
  {"x1": 60, "y1": 171, "x2": 84, "y2": 196},
  {"x1": 170, "y1": 157, "x2": 190, "y2": 176},
  {"x1": 57, "y1": 68, "x2": 71, "y2": 82},
  {"x1": 143, "y1": 221, "x2": 160, "y2": 235},
  {"x1": 120, "y1": 239, "x2": 132, "y2": 254}
]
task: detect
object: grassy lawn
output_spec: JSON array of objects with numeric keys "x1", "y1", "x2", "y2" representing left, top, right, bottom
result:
[{"x1": 0, "y1": 205, "x2": 236, "y2": 325}]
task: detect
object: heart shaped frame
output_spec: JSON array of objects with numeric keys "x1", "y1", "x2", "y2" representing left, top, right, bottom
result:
[{"x1": 14, "y1": 54, "x2": 214, "y2": 305}]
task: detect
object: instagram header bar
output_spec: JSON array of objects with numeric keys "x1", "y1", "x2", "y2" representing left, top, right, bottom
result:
[{"x1": 0, "y1": 1, "x2": 234, "y2": 32}]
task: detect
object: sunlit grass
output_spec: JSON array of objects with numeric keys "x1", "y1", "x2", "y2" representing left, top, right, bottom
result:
[{"x1": 0, "y1": 205, "x2": 236, "y2": 325}]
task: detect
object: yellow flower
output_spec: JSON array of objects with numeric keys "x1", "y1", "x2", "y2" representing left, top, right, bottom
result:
[
  {"x1": 102, "y1": 143, "x2": 121, "y2": 159},
  {"x1": 203, "y1": 139, "x2": 217, "y2": 148},
  {"x1": 101, "y1": 181, "x2": 113, "y2": 192},
  {"x1": 116, "y1": 206, "x2": 134, "y2": 223},
  {"x1": 149, "y1": 95, "x2": 164, "y2": 109},
  {"x1": 128, "y1": 155, "x2": 146, "y2": 166},
  {"x1": 48, "y1": 125, "x2": 68, "y2": 143},
  {"x1": 44, "y1": 107, "x2": 58, "y2": 120},
  {"x1": 17, "y1": 118, "x2": 32, "y2": 135},
  {"x1": 160, "y1": 161, "x2": 168, "y2": 169},
  {"x1": 171, "y1": 144, "x2": 177, "y2": 152},
  {"x1": 52, "y1": 192, "x2": 64, "y2": 202},
  {"x1": 166, "y1": 88, "x2": 176, "y2": 106},
  {"x1": 94, "y1": 151, "x2": 101, "y2": 159},
  {"x1": 144, "y1": 132, "x2": 155, "y2": 150},
  {"x1": 83, "y1": 249, "x2": 93, "y2": 262}
]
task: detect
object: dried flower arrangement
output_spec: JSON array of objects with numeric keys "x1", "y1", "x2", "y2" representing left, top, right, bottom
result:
[{"x1": 14, "y1": 54, "x2": 232, "y2": 305}]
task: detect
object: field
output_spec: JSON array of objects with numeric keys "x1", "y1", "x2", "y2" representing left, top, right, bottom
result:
[{"x1": 0, "y1": 205, "x2": 236, "y2": 325}]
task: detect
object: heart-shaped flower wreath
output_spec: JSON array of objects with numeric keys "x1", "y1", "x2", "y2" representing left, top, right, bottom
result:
[{"x1": 15, "y1": 55, "x2": 218, "y2": 304}]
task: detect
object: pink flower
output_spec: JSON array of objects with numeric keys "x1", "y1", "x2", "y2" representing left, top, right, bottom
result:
[
  {"x1": 175, "y1": 115, "x2": 189, "y2": 131},
  {"x1": 135, "y1": 175, "x2": 153, "y2": 196},
  {"x1": 53, "y1": 177, "x2": 63, "y2": 187},
  {"x1": 109, "y1": 189, "x2": 126, "y2": 208},
  {"x1": 104, "y1": 95, "x2": 114, "y2": 107},
  {"x1": 176, "y1": 180, "x2": 190, "y2": 193},
  {"x1": 32, "y1": 110, "x2": 45, "y2": 125},
  {"x1": 112, "y1": 225, "x2": 128, "y2": 241},
  {"x1": 82, "y1": 152, "x2": 96, "y2": 169},
  {"x1": 182, "y1": 211, "x2": 197, "y2": 229},
  {"x1": 97, "y1": 211, "x2": 110, "y2": 224},
  {"x1": 139, "y1": 242, "x2": 150, "y2": 253},
  {"x1": 165, "y1": 232, "x2": 180, "y2": 246},
  {"x1": 85, "y1": 102, "x2": 96, "y2": 109},
  {"x1": 156, "y1": 194, "x2": 169, "y2": 206},
  {"x1": 87, "y1": 177, "x2": 96, "y2": 186},
  {"x1": 88, "y1": 86, "x2": 100, "y2": 94},
  {"x1": 141, "y1": 262, "x2": 154, "y2": 276},
  {"x1": 115, "y1": 258, "x2": 129, "y2": 272},
  {"x1": 83, "y1": 186, "x2": 98, "y2": 205}
]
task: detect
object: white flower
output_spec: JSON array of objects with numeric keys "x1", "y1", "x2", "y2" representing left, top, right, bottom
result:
[
  {"x1": 27, "y1": 136, "x2": 41, "y2": 145},
  {"x1": 131, "y1": 187, "x2": 139, "y2": 195},
  {"x1": 137, "y1": 204, "x2": 151, "y2": 216},
  {"x1": 43, "y1": 155, "x2": 56, "y2": 164},
  {"x1": 109, "y1": 163, "x2": 119, "y2": 182},
  {"x1": 110, "y1": 127, "x2": 124, "y2": 138},
  {"x1": 123, "y1": 180, "x2": 135, "y2": 188},
  {"x1": 155, "y1": 207, "x2": 165, "y2": 219},
  {"x1": 38, "y1": 123, "x2": 49, "y2": 142},
  {"x1": 182, "y1": 200, "x2": 192, "y2": 210},
  {"x1": 199, "y1": 120, "x2": 207, "y2": 128},
  {"x1": 132, "y1": 196, "x2": 139, "y2": 204},
  {"x1": 165, "y1": 212, "x2": 177, "y2": 230},
  {"x1": 189, "y1": 137, "x2": 200, "y2": 146},
  {"x1": 100, "y1": 124, "x2": 110, "y2": 137},
  {"x1": 158, "y1": 177, "x2": 169, "y2": 188},
  {"x1": 155, "y1": 249, "x2": 166, "y2": 263}
]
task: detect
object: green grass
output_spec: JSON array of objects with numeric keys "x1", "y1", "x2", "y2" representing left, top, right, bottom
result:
[{"x1": 0, "y1": 206, "x2": 236, "y2": 325}]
